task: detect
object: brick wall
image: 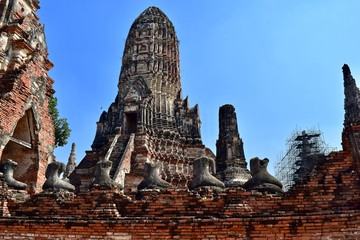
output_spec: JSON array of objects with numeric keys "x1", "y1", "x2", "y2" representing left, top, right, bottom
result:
[
  {"x1": 0, "y1": 213, "x2": 359, "y2": 240},
  {"x1": 0, "y1": 142, "x2": 359, "y2": 239}
]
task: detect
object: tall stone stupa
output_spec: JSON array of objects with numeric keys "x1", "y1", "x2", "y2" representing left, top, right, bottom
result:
[{"x1": 72, "y1": 7, "x2": 212, "y2": 192}]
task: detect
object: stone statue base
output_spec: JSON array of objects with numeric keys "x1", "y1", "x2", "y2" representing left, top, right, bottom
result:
[
  {"x1": 248, "y1": 183, "x2": 284, "y2": 196},
  {"x1": 39, "y1": 189, "x2": 76, "y2": 203},
  {"x1": 191, "y1": 186, "x2": 225, "y2": 194},
  {"x1": 222, "y1": 168, "x2": 252, "y2": 187}
]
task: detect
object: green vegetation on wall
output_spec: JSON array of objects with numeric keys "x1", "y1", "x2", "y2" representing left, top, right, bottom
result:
[{"x1": 49, "y1": 96, "x2": 71, "y2": 147}]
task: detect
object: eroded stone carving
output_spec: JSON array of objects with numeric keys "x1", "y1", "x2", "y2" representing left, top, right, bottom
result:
[
  {"x1": 189, "y1": 156, "x2": 225, "y2": 190},
  {"x1": 243, "y1": 157, "x2": 283, "y2": 194},
  {"x1": 137, "y1": 162, "x2": 173, "y2": 190},
  {"x1": 89, "y1": 158, "x2": 123, "y2": 190},
  {"x1": 0, "y1": 159, "x2": 27, "y2": 190},
  {"x1": 42, "y1": 161, "x2": 75, "y2": 191},
  {"x1": 0, "y1": 32, "x2": 8, "y2": 51}
]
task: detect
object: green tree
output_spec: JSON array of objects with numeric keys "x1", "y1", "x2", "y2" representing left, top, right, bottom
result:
[{"x1": 49, "y1": 96, "x2": 71, "y2": 147}]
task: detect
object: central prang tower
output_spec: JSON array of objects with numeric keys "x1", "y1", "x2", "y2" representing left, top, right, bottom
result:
[{"x1": 72, "y1": 7, "x2": 208, "y2": 192}]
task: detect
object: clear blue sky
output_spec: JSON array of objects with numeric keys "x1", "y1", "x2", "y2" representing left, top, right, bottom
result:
[{"x1": 38, "y1": 1, "x2": 360, "y2": 174}]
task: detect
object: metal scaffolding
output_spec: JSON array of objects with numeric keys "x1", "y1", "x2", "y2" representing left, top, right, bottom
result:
[{"x1": 275, "y1": 128, "x2": 334, "y2": 191}]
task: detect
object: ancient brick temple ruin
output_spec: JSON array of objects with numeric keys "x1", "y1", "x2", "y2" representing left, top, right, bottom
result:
[
  {"x1": 0, "y1": 0, "x2": 55, "y2": 194},
  {"x1": 1, "y1": 3, "x2": 360, "y2": 239},
  {"x1": 71, "y1": 7, "x2": 213, "y2": 192}
]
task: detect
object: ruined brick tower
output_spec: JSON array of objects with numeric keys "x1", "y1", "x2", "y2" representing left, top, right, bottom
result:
[
  {"x1": 73, "y1": 7, "x2": 209, "y2": 192},
  {"x1": 342, "y1": 64, "x2": 360, "y2": 163},
  {"x1": 216, "y1": 104, "x2": 251, "y2": 186},
  {"x1": 0, "y1": 0, "x2": 55, "y2": 193}
]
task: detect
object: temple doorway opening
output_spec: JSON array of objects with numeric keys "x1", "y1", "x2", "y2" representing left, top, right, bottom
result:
[{"x1": 125, "y1": 112, "x2": 137, "y2": 134}]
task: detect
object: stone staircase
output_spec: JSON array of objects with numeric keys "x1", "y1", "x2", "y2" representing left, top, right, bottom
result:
[{"x1": 108, "y1": 135, "x2": 131, "y2": 178}]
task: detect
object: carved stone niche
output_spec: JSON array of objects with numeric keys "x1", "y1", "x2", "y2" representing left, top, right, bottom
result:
[
  {"x1": 189, "y1": 156, "x2": 225, "y2": 192},
  {"x1": 0, "y1": 159, "x2": 27, "y2": 190},
  {"x1": 42, "y1": 161, "x2": 75, "y2": 192},
  {"x1": 243, "y1": 157, "x2": 283, "y2": 195}
]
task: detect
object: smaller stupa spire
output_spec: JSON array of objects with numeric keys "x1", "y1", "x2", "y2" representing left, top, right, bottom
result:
[
  {"x1": 63, "y1": 143, "x2": 76, "y2": 179},
  {"x1": 215, "y1": 104, "x2": 251, "y2": 186},
  {"x1": 343, "y1": 64, "x2": 360, "y2": 125},
  {"x1": 343, "y1": 64, "x2": 351, "y2": 76}
]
